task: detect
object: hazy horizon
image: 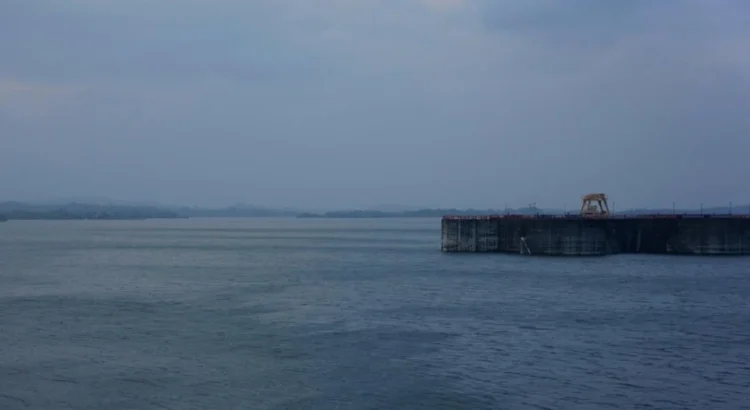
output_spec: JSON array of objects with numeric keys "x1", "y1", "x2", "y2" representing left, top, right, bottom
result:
[
  {"x1": 1, "y1": 196, "x2": 748, "y2": 214},
  {"x1": 3, "y1": 0, "x2": 749, "y2": 210}
]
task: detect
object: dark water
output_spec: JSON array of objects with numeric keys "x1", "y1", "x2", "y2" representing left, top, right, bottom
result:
[{"x1": 1, "y1": 218, "x2": 749, "y2": 410}]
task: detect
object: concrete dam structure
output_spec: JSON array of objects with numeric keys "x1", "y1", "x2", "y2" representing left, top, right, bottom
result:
[{"x1": 441, "y1": 194, "x2": 750, "y2": 256}]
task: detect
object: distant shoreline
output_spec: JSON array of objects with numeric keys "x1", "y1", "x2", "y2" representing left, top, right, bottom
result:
[
  {"x1": 296, "y1": 207, "x2": 750, "y2": 219},
  {"x1": 0, "y1": 202, "x2": 183, "y2": 221},
  {"x1": 1, "y1": 201, "x2": 747, "y2": 221},
  {"x1": 297, "y1": 211, "x2": 477, "y2": 218}
]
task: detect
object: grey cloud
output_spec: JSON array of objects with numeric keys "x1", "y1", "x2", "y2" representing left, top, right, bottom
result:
[{"x1": 1, "y1": 0, "x2": 749, "y2": 209}]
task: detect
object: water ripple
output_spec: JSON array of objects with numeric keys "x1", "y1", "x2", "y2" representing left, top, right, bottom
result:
[{"x1": 0, "y1": 218, "x2": 748, "y2": 409}]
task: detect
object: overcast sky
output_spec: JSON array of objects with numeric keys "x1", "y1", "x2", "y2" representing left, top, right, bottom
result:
[{"x1": 2, "y1": 0, "x2": 749, "y2": 209}]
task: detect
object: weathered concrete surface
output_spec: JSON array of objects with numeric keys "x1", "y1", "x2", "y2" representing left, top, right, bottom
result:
[
  {"x1": 442, "y1": 216, "x2": 615, "y2": 255},
  {"x1": 612, "y1": 217, "x2": 750, "y2": 255},
  {"x1": 442, "y1": 215, "x2": 750, "y2": 256}
]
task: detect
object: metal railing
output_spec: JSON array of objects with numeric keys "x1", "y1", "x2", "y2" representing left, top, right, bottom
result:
[{"x1": 442, "y1": 213, "x2": 750, "y2": 220}]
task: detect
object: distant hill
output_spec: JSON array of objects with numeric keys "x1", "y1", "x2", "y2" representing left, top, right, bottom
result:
[
  {"x1": 0, "y1": 202, "x2": 182, "y2": 220},
  {"x1": 174, "y1": 204, "x2": 300, "y2": 218},
  {"x1": 297, "y1": 204, "x2": 750, "y2": 218},
  {"x1": 29, "y1": 197, "x2": 164, "y2": 207},
  {"x1": 1, "y1": 201, "x2": 746, "y2": 221},
  {"x1": 364, "y1": 204, "x2": 424, "y2": 213},
  {"x1": 297, "y1": 206, "x2": 546, "y2": 218},
  {"x1": 618, "y1": 205, "x2": 750, "y2": 216}
]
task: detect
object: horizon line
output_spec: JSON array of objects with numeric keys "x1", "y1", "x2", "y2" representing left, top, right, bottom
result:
[{"x1": 1, "y1": 199, "x2": 749, "y2": 213}]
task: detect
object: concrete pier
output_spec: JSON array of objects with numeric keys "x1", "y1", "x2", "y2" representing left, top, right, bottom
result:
[{"x1": 441, "y1": 214, "x2": 750, "y2": 256}]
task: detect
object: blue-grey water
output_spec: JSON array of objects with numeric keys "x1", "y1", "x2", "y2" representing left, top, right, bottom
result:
[{"x1": 1, "y1": 218, "x2": 749, "y2": 410}]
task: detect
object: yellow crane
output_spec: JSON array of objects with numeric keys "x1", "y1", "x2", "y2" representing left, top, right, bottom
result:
[{"x1": 580, "y1": 193, "x2": 610, "y2": 217}]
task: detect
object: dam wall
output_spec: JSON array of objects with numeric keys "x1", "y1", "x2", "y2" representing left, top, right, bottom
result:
[
  {"x1": 612, "y1": 216, "x2": 750, "y2": 255},
  {"x1": 441, "y1": 215, "x2": 750, "y2": 256}
]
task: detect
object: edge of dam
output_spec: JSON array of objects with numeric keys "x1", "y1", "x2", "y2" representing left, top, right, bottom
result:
[{"x1": 441, "y1": 214, "x2": 750, "y2": 256}]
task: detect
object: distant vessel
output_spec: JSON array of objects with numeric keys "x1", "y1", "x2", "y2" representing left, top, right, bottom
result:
[{"x1": 0, "y1": 215, "x2": 7, "y2": 222}]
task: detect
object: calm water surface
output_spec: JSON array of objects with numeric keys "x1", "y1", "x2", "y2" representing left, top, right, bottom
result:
[{"x1": 1, "y1": 218, "x2": 749, "y2": 409}]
